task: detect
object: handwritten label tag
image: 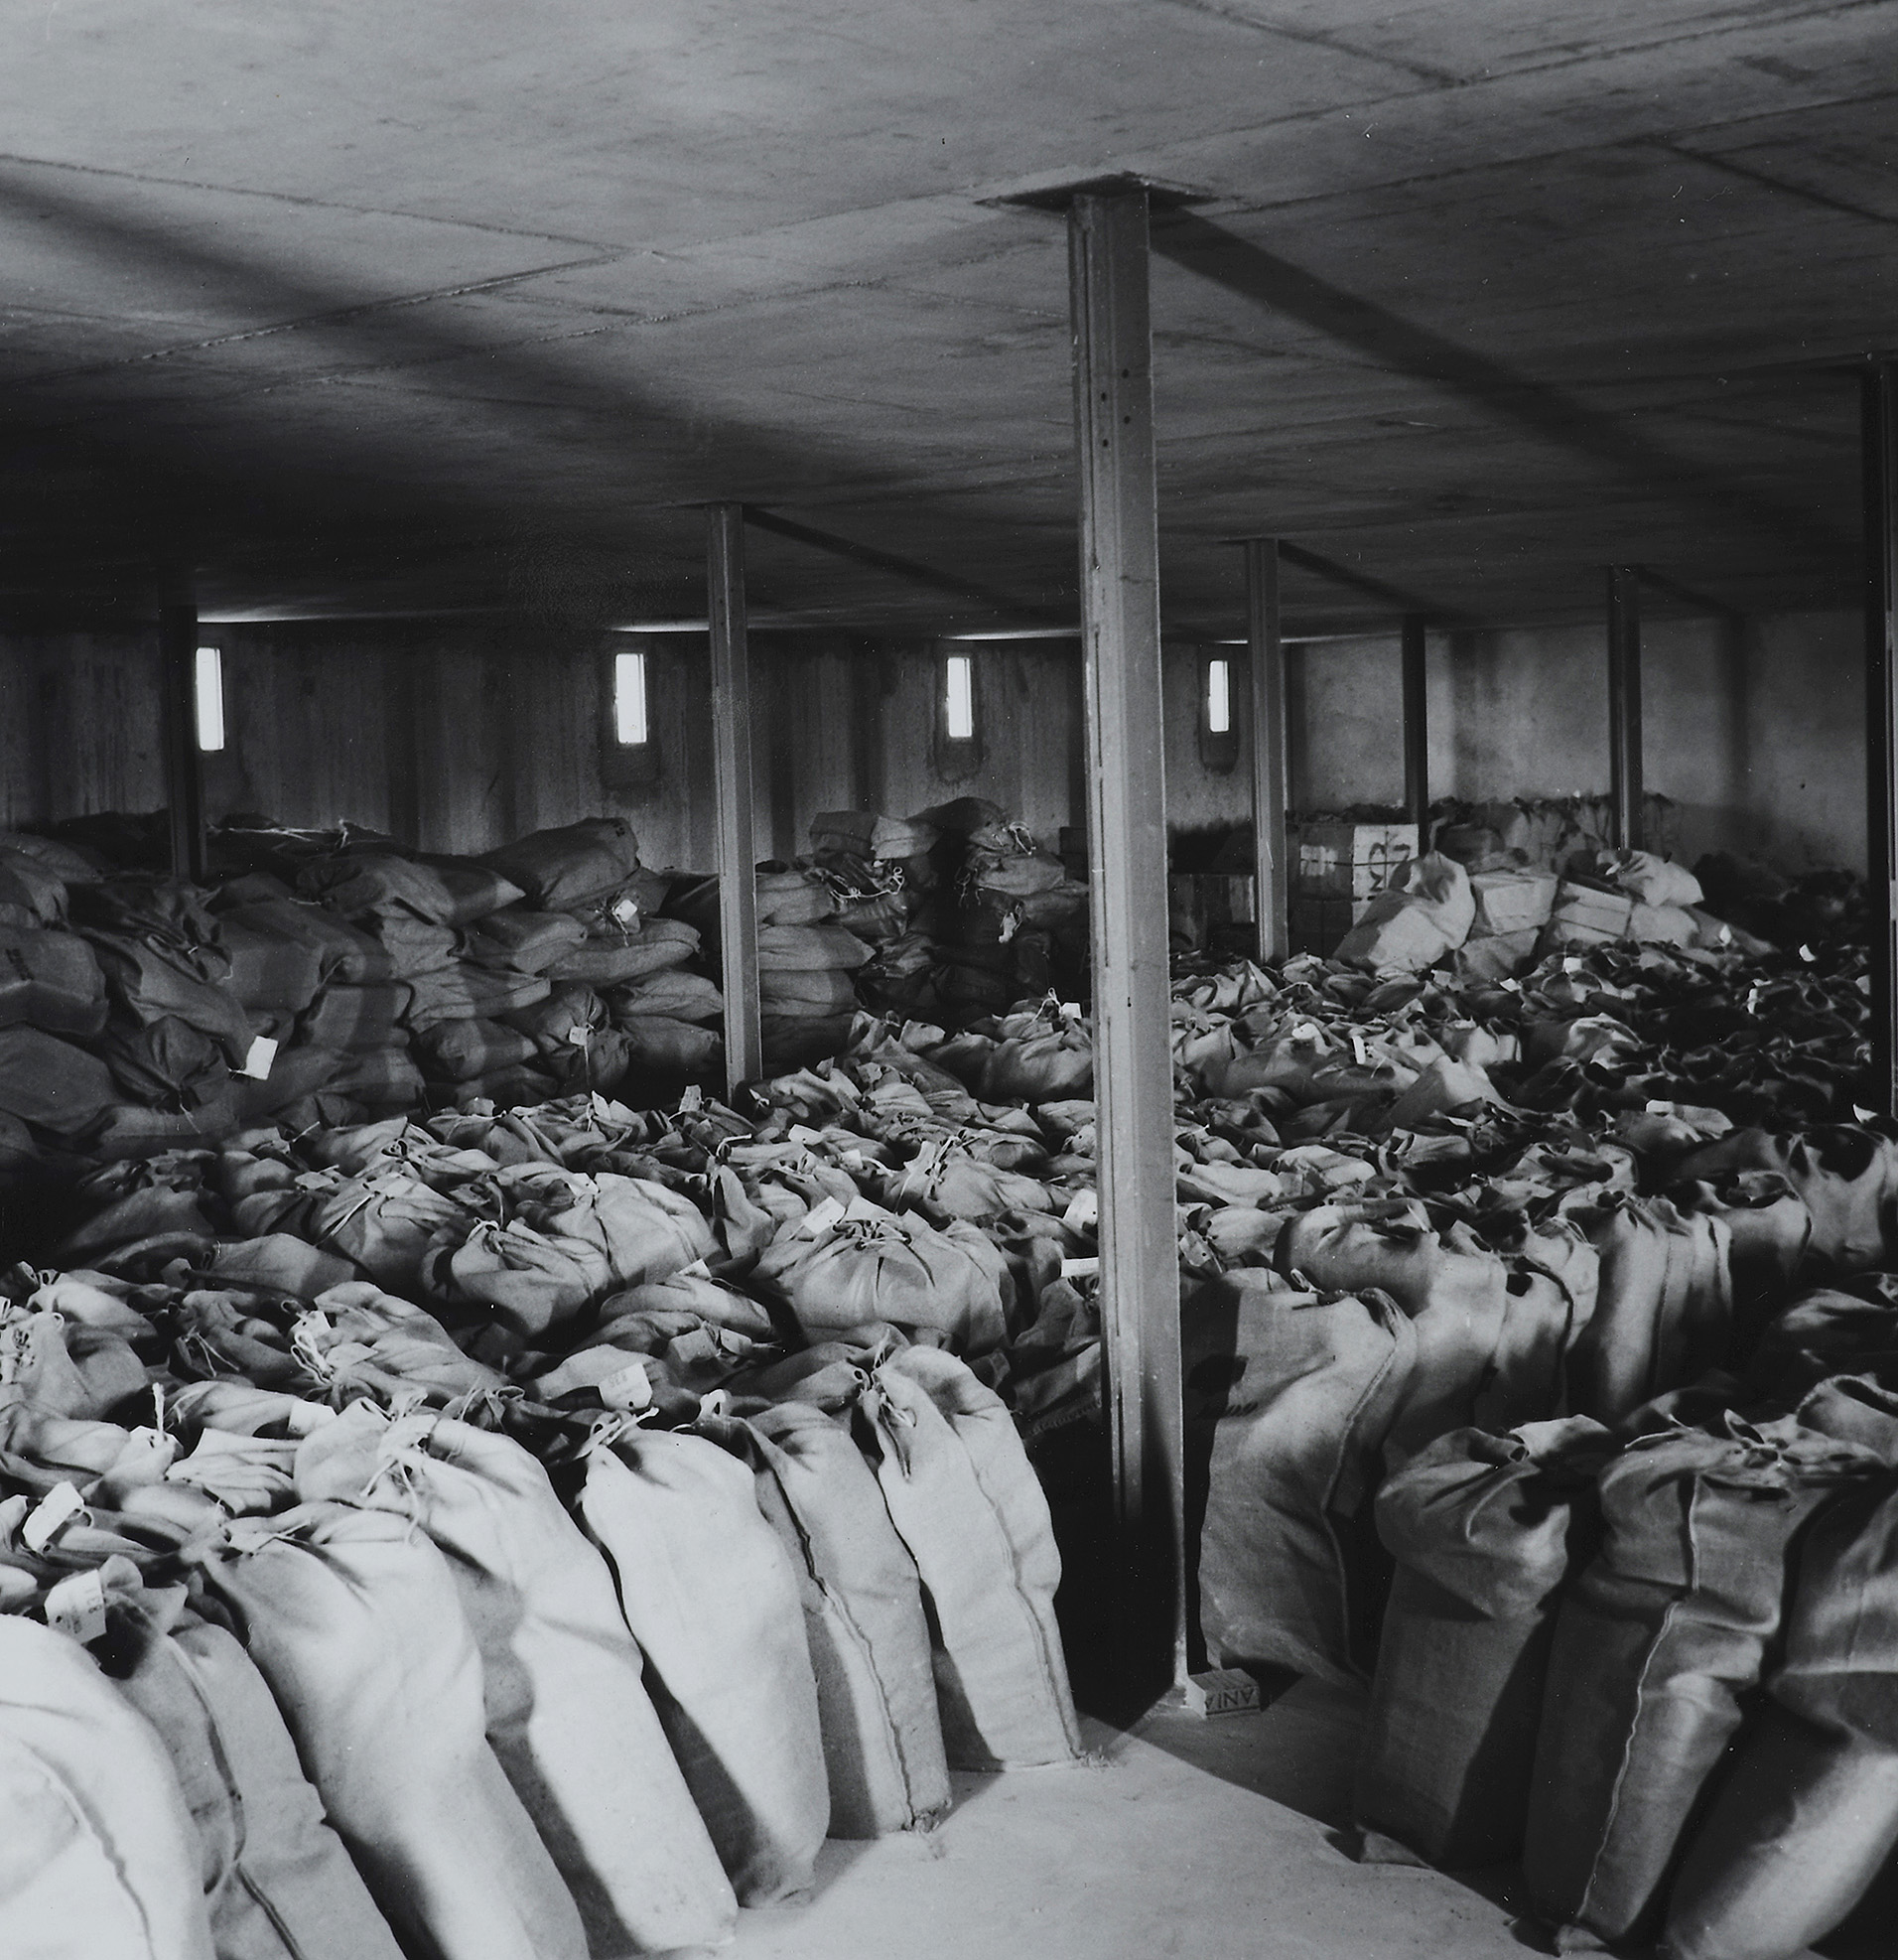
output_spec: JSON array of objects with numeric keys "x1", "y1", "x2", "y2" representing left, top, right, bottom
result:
[
  {"x1": 23, "y1": 1481, "x2": 86, "y2": 1554},
  {"x1": 44, "y1": 1568, "x2": 108, "y2": 1645},
  {"x1": 599, "y1": 1360, "x2": 653, "y2": 1413},
  {"x1": 795, "y1": 1195, "x2": 848, "y2": 1239}
]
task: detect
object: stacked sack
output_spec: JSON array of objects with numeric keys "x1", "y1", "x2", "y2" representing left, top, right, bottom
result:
[
  {"x1": 0, "y1": 1077, "x2": 1088, "y2": 1956},
  {"x1": 0, "y1": 814, "x2": 735, "y2": 1194},
  {"x1": 753, "y1": 863, "x2": 876, "y2": 1073},
  {"x1": 807, "y1": 810, "x2": 940, "y2": 1021},
  {"x1": 1333, "y1": 841, "x2": 1764, "y2": 980},
  {"x1": 911, "y1": 800, "x2": 1089, "y2": 1028}
]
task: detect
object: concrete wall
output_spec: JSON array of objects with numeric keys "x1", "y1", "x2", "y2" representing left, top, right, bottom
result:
[
  {"x1": 1284, "y1": 608, "x2": 1864, "y2": 872},
  {"x1": 0, "y1": 608, "x2": 1868, "y2": 875}
]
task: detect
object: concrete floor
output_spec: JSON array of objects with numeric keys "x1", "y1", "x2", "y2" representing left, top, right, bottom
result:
[{"x1": 734, "y1": 1678, "x2": 1535, "y2": 1960}]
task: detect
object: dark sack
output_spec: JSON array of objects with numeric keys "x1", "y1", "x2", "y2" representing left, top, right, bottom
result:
[
  {"x1": 1355, "y1": 1417, "x2": 1617, "y2": 1869},
  {"x1": 102, "y1": 1014, "x2": 230, "y2": 1110},
  {"x1": 1521, "y1": 1414, "x2": 1877, "y2": 1948},
  {"x1": 413, "y1": 1018, "x2": 539, "y2": 1083},
  {"x1": 299, "y1": 982, "x2": 412, "y2": 1052},
  {"x1": 217, "y1": 898, "x2": 394, "y2": 985},
  {"x1": 1667, "y1": 1445, "x2": 1898, "y2": 1960},
  {"x1": 84, "y1": 929, "x2": 255, "y2": 1067},
  {"x1": 0, "y1": 925, "x2": 107, "y2": 1037},
  {"x1": 214, "y1": 916, "x2": 326, "y2": 1013},
  {"x1": 1184, "y1": 1269, "x2": 1416, "y2": 1687},
  {"x1": 0, "y1": 1025, "x2": 118, "y2": 1138},
  {"x1": 479, "y1": 819, "x2": 640, "y2": 910}
]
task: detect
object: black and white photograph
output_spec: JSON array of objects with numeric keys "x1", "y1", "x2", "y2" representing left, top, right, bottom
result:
[{"x1": 1, "y1": 4, "x2": 1895, "y2": 1956}]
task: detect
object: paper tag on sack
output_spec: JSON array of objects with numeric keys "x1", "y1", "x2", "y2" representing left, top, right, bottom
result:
[
  {"x1": 1644, "y1": 1100, "x2": 1676, "y2": 1116},
  {"x1": 1058, "y1": 1001, "x2": 1083, "y2": 1023},
  {"x1": 677, "y1": 1258, "x2": 713, "y2": 1280},
  {"x1": 698, "y1": 1389, "x2": 732, "y2": 1420},
  {"x1": 240, "y1": 1036, "x2": 279, "y2": 1081},
  {"x1": 795, "y1": 1195, "x2": 849, "y2": 1239},
  {"x1": 565, "y1": 1024, "x2": 592, "y2": 1048},
  {"x1": 1855, "y1": 1104, "x2": 1878, "y2": 1124},
  {"x1": 44, "y1": 1568, "x2": 107, "y2": 1645},
  {"x1": 23, "y1": 1481, "x2": 86, "y2": 1554},
  {"x1": 1351, "y1": 1033, "x2": 1372, "y2": 1068},
  {"x1": 533, "y1": 1347, "x2": 641, "y2": 1400},
  {"x1": 1060, "y1": 1256, "x2": 1100, "y2": 1281},
  {"x1": 599, "y1": 1359, "x2": 653, "y2": 1413},
  {"x1": 1062, "y1": 1190, "x2": 1099, "y2": 1233},
  {"x1": 667, "y1": 1328, "x2": 721, "y2": 1369},
  {"x1": 678, "y1": 1083, "x2": 704, "y2": 1111},
  {"x1": 1800, "y1": 944, "x2": 1817, "y2": 962},
  {"x1": 1562, "y1": 957, "x2": 1584, "y2": 974}
]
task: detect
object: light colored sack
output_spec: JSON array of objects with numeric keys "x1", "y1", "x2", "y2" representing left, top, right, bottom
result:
[
  {"x1": 296, "y1": 1407, "x2": 738, "y2": 1956},
  {"x1": 108, "y1": 1590, "x2": 405, "y2": 1960},
  {"x1": 0, "y1": 1612, "x2": 214, "y2": 1960},
  {"x1": 579, "y1": 1426, "x2": 830, "y2": 1905},
  {"x1": 855, "y1": 1345, "x2": 1082, "y2": 1769},
  {"x1": 743, "y1": 1402, "x2": 952, "y2": 1837},
  {"x1": 199, "y1": 1500, "x2": 589, "y2": 1960},
  {"x1": 1333, "y1": 853, "x2": 1475, "y2": 973}
]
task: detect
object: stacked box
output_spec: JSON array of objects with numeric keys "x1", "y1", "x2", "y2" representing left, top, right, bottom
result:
[{"x1": 1294, "y1": 823, "x2": 1418, "y2": 905}]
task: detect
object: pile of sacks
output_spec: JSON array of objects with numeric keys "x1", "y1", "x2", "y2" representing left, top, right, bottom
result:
[
  {"x1": 807, "y1": 809, "x2": 940, "y2": 1022},
  {"x1": 909, "y1": 800, "x2": 1089, "y2": 1027},
  {"x1": 0, "y1": 1086, "x2": 1085, "y2": 1957},
  {"x1": 0, "y1": 815, "x2": 730, "y2": 1182},
  {"x1": 751, "y1": 861, "x2": 878, "y2": 1073},
  {"x1": 1336, "y1": 844, "x2": 1764, "y2": 980}
]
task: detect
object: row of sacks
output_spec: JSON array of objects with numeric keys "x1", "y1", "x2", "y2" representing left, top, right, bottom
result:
[
  {"x1": 1349, "y1": 1356, "x2": 1898, "y2": 1960},
  {"x1": 1334, "y1": 845, "x2": 1766, "y2": 980},
  {"x1": 0, "y1": 815, "x2": 734, "y2": 1175},
  {"x1": 0, "y1": 1250, "x2": 1081, "y2": 1960}
]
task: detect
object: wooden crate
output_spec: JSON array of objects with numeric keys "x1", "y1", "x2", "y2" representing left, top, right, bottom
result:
[{"x1": 1294, "y1": 822, "x2": 1418, "y2": 901}]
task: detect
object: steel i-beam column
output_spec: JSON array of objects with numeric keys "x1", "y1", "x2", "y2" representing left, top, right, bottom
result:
[
  {"x1": 1607, "y1": 566, "x2": 1645, "y2": 852},
  {"x1": 1067, "y1": 184, "x2": 1186, "y2": 1697},
  {"x1": 158, "y1": 602, "x2": 205, "y2": 882},
  {"x1": 1400, "y1": 613, "x2": 1429, "y2": 843},
  {"x1": 1864, "y1": 363, "x2": 1898, "y2": 1114},
  {"x1": 707, "y1": 504, "x2": 763, "y2": 1095},
  {"x1": 1246, "y1": 538, "x2": 1289, "y2": 962}
]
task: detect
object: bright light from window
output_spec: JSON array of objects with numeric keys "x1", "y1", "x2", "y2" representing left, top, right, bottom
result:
[
  {"x1": 613, "y1": 650, "x2": 649, "y2": 746},
  {"x1": 194, "y1": 646, "x2": 225, "y2": 753},
  {"x1": 945, "y1": 653, "x2": 975, "y2": 741},
  {"x1": 1206, "y1": 656, "x2": 1231, "y2": 735}
]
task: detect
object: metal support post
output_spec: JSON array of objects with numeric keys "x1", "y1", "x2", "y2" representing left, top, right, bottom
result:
[
  {"x1": 1400, "y1": 613, "x2": 1429, "y2": 843},
  {"x1": 1865, "y1": 362, "x2": 1898, "y2": 1114},
  {"x1": 707, "y1": 503, "x2": 763, "y2": 1094},
  {"x1": 158, "y1": 602, "x2": 205, "y2": 882},
  {"x1": 1067, "y1": 184, "x2": 1186, "y2": 1698},
  {"x1": 1607, "y1": 565, "x2": 1645, "y2": 851},
  {"x1": 1246, "y1": 538, "x2": 1289, "y2": 962}
]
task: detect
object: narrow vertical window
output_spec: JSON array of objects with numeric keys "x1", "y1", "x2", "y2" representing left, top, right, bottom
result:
[
  {"x1": 613, "y1": 649, "x2": 649, "y2": 746},
  {"x1": 1206, "y1": 655, "x2": 1232, "y2": 735},
  {"x1": 194, "y1": 645, "x2": 225, "y2": 753},
  {"x1": 945, "y1": 652, "x2": 976, "y2": 740}
]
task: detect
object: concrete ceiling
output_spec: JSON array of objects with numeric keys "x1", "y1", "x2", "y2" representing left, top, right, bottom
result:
[{"x1": 1, "y1": 0, "x2": 1893, "y2": 636}]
